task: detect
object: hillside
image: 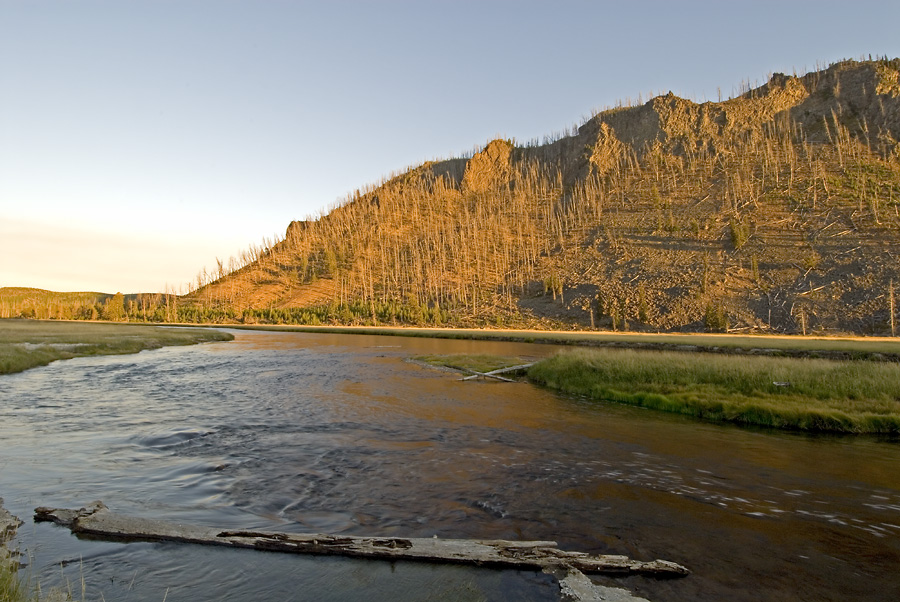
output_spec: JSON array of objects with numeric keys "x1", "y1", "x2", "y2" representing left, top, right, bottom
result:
[{"x1": 52, "y1": 58, "x2": 900, "y2": 334}]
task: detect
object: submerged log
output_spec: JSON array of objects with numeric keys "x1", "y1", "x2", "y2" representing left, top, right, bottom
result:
[{"x1": 34, "y1": 502, "x2": 689, "y2": 578}]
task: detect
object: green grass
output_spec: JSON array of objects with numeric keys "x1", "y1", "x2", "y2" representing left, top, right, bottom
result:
[
  {"x1": 0, "y1": 319, "x2": 234, "y2": 375},
  {"x1": 527, "y1": 348, "x2": 900, "y2": 433},
  {"x1": 414, "y1": 353, "x2": 529, "y2": 375}
]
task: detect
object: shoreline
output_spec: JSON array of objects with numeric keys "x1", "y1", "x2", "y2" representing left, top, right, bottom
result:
[
  {"x1": 202, "y1": 323, "x2": 900, "y2": 360},
  {"x1": 0, "y1": 319, "x2": 233, "y2": 375}
]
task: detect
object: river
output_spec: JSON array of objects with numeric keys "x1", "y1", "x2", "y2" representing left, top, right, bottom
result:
[{"x1": 1, "y1": 329, "x2": 898, "y2": 601}]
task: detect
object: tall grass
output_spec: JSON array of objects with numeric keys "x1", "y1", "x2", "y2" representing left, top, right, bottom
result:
[
  {"x1": 0, "y1": 554, "x2": 27, "y2": 602},
  {"x1": 528, "y1": 348, "x2": 900, "y2": 433},
  {"x1": 0, "y1": 555, "x2": 90, "y2": 602}
]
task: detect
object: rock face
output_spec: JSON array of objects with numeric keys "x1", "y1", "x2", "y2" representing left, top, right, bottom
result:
[
  {"x1": 462, "y1": 138, "x2": 514, "y2": 193},
  {"x1": 543, "y1": 59, "x2": 900, "y2": 185}
]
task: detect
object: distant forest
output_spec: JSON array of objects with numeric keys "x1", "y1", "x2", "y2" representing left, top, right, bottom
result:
[{"x1": 0, "y1": 289, "x2": 187, "y2": 322}]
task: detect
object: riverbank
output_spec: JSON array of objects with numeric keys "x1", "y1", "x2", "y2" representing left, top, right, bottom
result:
[
  {"x1": 218, "y1": 323, "x2": 900, "y2": 360},
  {"x1": 0, "y1": 319, "x2": 233, "y2": 375}
]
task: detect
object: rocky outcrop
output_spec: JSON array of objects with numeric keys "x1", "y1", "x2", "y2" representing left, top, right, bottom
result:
[
  {"x1": 0, "y1": 499, "x2": 21, "y2": 546},
  {"x1": 462, "y1": 139, "x2": 514, "y2": 193}
]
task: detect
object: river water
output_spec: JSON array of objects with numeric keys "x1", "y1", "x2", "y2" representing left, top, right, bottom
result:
[{"x1": 1, "y1": 329, "x2": 899, "y2": 601}]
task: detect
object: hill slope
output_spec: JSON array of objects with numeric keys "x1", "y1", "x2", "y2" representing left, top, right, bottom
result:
[{"x1": 189, "y1": 58, "x2": 900, "y2": 334}]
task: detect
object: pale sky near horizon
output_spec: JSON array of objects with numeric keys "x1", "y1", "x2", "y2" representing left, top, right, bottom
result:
[{"x1": 2, "y1": 0, "x2": 899, "y2": 294}]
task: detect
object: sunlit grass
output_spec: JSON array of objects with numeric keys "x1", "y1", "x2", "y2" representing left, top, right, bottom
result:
[
  {"x1": 0, "y1": 319, "x2": 233, "y2": 375},
  {"x1": 528, "y1": 348, "x2": 900, "y2": 433}
]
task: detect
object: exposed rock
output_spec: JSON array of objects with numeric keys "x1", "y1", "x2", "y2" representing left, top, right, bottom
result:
[
  {"x1": 462, "y1": 139, "x2": 514, "y2": 194},
  {"x1": 285, "y1": 220, "x2": 313, "y2": 242},
  {"x1": 1, "y1": 498, "x2": 22, "y2": 545}
]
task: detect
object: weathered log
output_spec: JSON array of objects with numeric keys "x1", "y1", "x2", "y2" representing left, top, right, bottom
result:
[
  {"x1": 460, "y1": 362, "x2": 536, "y2": 381},
  {"x1": 34, "y1": 502, "x2": 689, "y2": 578},
  {"x1": 546, "y1": 566, "x2": 652, "y2": 602}
]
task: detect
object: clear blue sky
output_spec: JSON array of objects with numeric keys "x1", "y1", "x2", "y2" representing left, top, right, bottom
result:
[{"x1": 2, "y1": 0, "x2": 899, "y2": 293}]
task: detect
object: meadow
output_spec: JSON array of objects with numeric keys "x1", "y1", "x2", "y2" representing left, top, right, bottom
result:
[
  {"x1": 0, "y1": 319, "x2": 233, "y2": 375},
  {"x1": 527, "y1": 348, "x2": 900, "y2": 433}
]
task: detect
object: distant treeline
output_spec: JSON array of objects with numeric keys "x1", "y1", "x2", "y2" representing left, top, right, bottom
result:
[
  {"x1": 0, "y1": 289, "x2": 182, "y2": 323},
  {"x1": 0, "y1": 288, "x2": 464, "y2": 328}
]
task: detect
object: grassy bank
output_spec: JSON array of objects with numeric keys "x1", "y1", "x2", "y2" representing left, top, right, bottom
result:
[
  {"x1": 527, "y1": 348, "x2": 900, "y2": 433},
  {"x1": 0, "y1": 319, "x2": 233, "y2": 375}
]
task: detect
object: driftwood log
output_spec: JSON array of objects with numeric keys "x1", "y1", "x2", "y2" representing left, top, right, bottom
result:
[{"x1": 34, "y1": 502, "x2": 688, "y2": 579}]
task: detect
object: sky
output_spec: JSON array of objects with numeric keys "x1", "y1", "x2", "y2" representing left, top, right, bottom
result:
[{"x1": 2, "y1": 0, "x2": 899, "y2": 294}]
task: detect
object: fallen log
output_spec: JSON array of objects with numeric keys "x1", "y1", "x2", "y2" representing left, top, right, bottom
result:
[
  {"x1": 461, "y1": 362, "x2": 536, "y2": 382},
  {"x1": 34, "y1": 502, "x2": 688, "y2": 578}
]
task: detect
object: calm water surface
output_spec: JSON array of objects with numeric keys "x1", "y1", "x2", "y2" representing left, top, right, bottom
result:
[{"x1": 1, "y1": 329, "x2": 899, "y2": 601}]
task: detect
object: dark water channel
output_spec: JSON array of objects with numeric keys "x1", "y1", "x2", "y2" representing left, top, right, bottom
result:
[{"x1": 1, "y1": 329, "x2": 899, "y2": 601}]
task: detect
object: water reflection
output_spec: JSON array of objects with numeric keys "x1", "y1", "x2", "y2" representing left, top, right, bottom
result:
[{"x1": 1, "y1": 329, "x2": 899, "y2": 601}]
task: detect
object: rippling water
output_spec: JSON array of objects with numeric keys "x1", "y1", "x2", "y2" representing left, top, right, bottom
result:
[{"x1": 2, "y1": 329, "x2": 899, "y2": 601}]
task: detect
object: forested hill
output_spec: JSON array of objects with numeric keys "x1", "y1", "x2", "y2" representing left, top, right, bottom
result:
[{"x1": 34, "y1": 58, "x2": 900, "y2": 334}]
